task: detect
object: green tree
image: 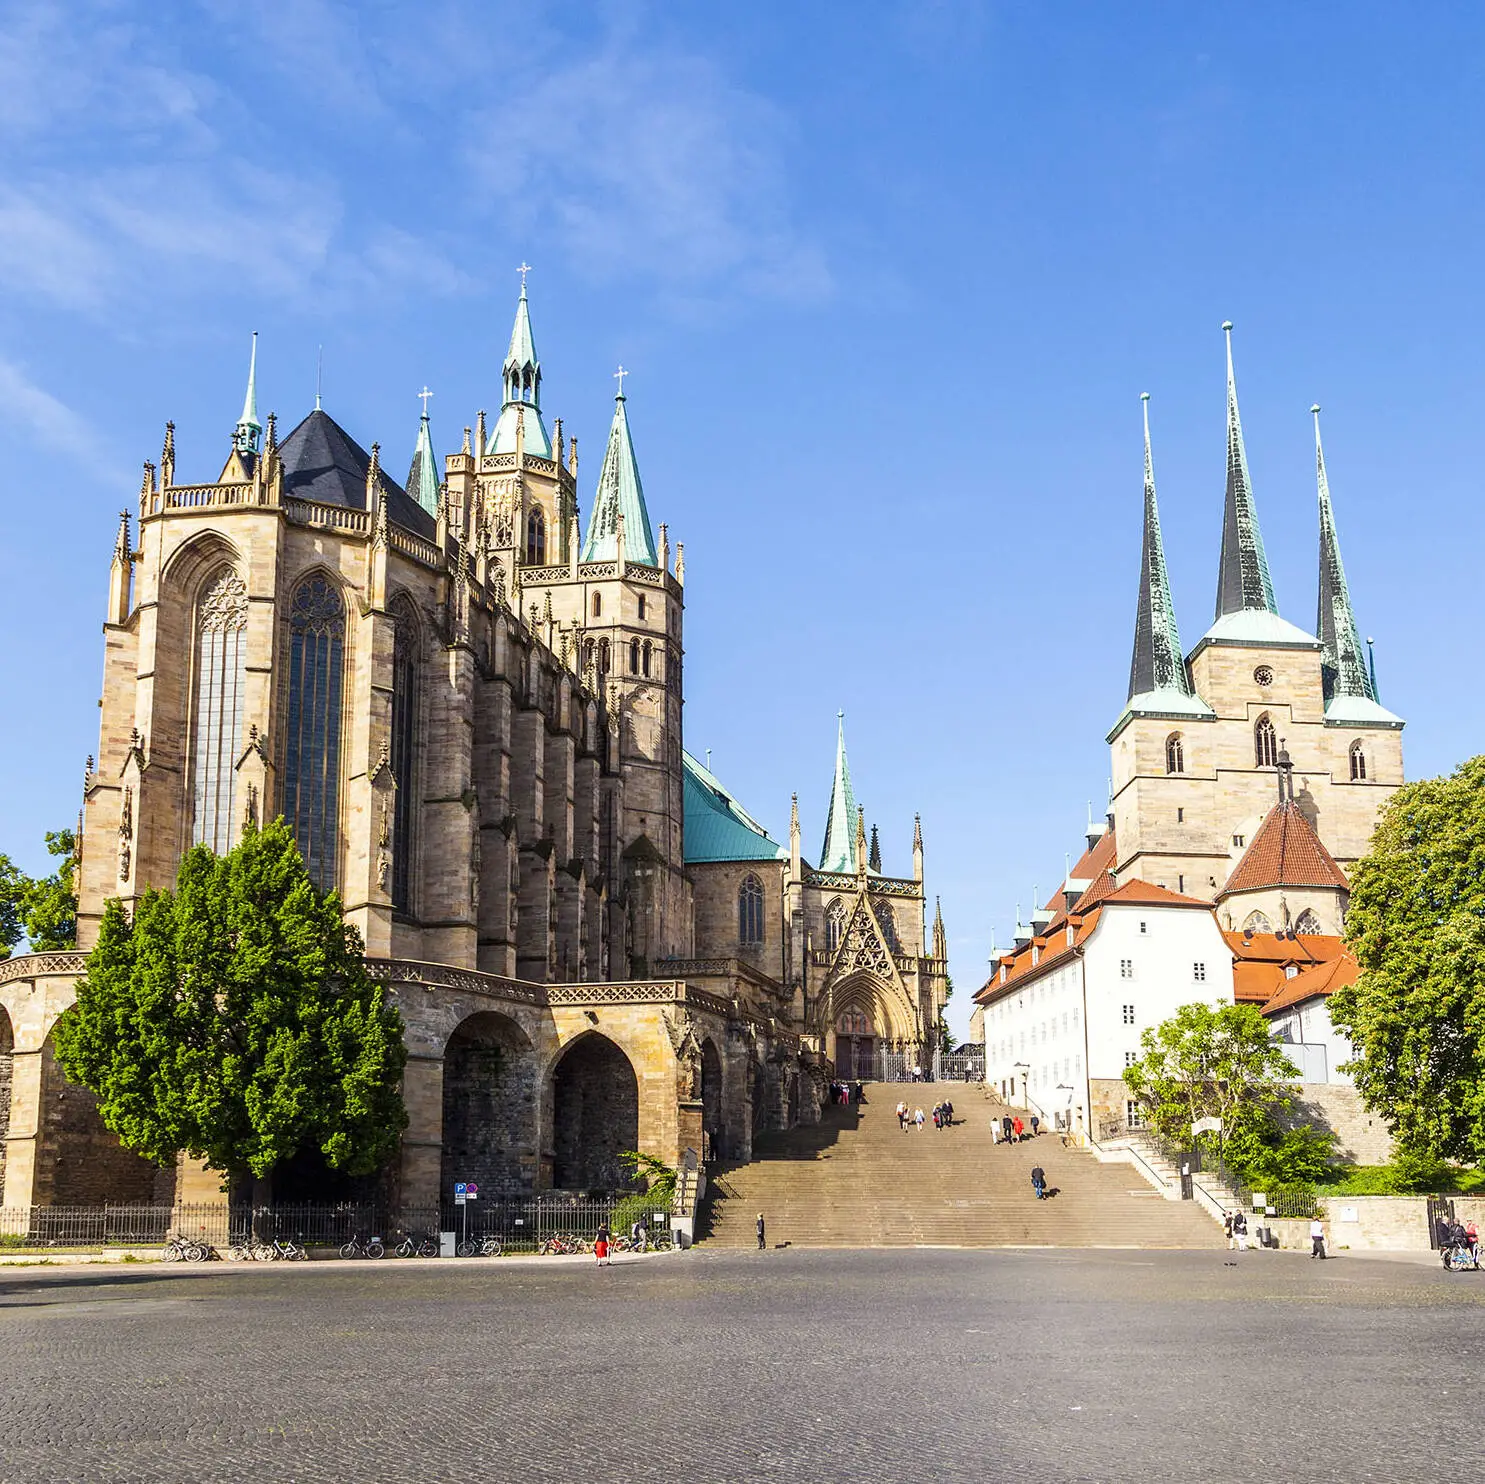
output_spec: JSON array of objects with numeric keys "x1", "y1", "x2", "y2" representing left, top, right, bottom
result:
[
  {"x1": 23, "y1": 829, "x2": 78, "y2": 950},
  {"x1": 0, "y1": 854, "x2": 26, "y2": 959},
  {"x1": 1329, "y1": 755, "x2": 1485, "y2": 1165},
  {"x1": 1123, "y1": 1001, "x2": 1315, "y2": 1182},
  {"x1": 53, "y1": 818, "x2": 407, "y2": 1186}
]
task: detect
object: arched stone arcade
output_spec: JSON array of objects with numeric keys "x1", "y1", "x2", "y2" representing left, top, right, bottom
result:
[
  {"x1": 547, "y1": 1032, "x2": 640, "y2": 1193},
  {"x1": 440, "y1": 1010, "x2": 539, "y2": 1199},
  {"x1": 699, "y1": 1037, "x2": 723, "y2": 1156}
]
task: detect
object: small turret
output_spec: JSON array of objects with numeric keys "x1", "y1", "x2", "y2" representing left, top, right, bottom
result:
[
  {"x1": 913, "y1": 813, "x2": 924, "y2": 883},
  {"x1": 160, "y1": 422, "x2": 175, "y2": 489},
  {"x1": 855, "y1": 806, "x2": 868, "y2": 876},
  {"x1": 108, "y1": 510, "x2": 132, "y2": 625},
  {"x1": 407, "y1": 389, "x2": 440, "y2": 518},
  {"x1": 789, "y1": 792, "x2": 801, "y2": 877},
  {"x1": 868, "y1": 823, "x2": 882, "y2": 874},
  {"x1": 234, "y1": 332, "x2": 262, "y2": 457},
  {"x1": 932, "y1": 896, "x2": 947, "y2": 962}
]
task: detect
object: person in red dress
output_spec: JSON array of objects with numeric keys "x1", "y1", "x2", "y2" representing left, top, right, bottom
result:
[{"x1": 594, "y1": 1223, "x2": 611, "y2": 1266}]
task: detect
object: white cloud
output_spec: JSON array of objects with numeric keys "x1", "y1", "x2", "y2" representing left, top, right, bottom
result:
[
  {"x1": 0, "y1": 357, "x2": 133, "y2": 489},
  {"x1": 468, "y1": 39, "x2": 831, "y2": 306}
]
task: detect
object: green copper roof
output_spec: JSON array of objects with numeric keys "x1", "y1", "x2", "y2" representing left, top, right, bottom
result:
[
  {"x1": 405, "y1": 411, "x2": 440, "y2": 518},
  {"x1": 490, "y1": 402, "x2": 553, "y2": 458},
  {"x1": 682, "y1": 751, "x2": 787, "y2": 863},
  {"x1": 505, "y1": 285, "x2": 539, "y2": 380},
  {"x1": 234, "y1": 331, "x2": 262, "y2": 455},
  {"x1": 1313, "y1": 406, "x2": 1377, "y2": 708},
  {"x1": 1127, "y1": 394, "x2": 1204, "y2": 715},
  {"x1": 491, "y1": 285, "x2": 551, "y2": 458},
  {"x1": 581, "y1": 392, "x2": 658, "y2": 566},
  {"x1": 818, "y1": 714, "x2": 859, "y2": 873},
  {"x1": 1214, "y1": 323, "x2": 1277, "y2": 620}
]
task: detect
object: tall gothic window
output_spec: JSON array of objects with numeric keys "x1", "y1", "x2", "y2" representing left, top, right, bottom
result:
[
  {"x1": 642, "y1": 640, "x2": 652, "y2": 677},
  {"x1": 390, "y1": 603, "x2": 419, "y2": 912},
  {"x1": 598, "y1": 638, "x2": 610, "y2": 675},
  {"x1": 591, "y1": 592, "x2": 602, "y2": 618},
  {"x1": 825, "y1": 898, "x2": 846, "y2": 953},
  {"x1": 1349, "y1": 740, "x2": 1367, "y2": 781},
  {"x1": 525, "y1": 508, "x2": 545, "y2": 566},
  {"x1": 1254, "y1": 714, "x2": 1278, "y2": 768},
  {"x1": 1165, "y1": 733, "x2": 1185, "y2": 775},
  {"x1": 877, "y1": 901, "x2": 899, "y2": 953},
  {"x1": 629, "y1": 637, "x2": 640, "y2": 673},
  {"x1": 738, "y1": 872, "x2": 765, "y2": 946},
  {"x1": 191, "y1": 568, "x2": 248, "y2": 852},
  {"x1": 283, "y1": 575, "x2": 345, "y2": 892}
]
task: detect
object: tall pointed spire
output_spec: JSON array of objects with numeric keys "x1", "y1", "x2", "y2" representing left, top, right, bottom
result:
[
  {"x1": 581, "y1": 373, "x2": 659, "y2": 567},
  {"x1": 1313, "y1": 405, "x2": 1375, "y2": 705},
  {"x1": 818, "y1": 713, "x2": 860, "y2": 873},
  {"x1": 1214, "y1": 322, "x2": 1276, "y2": 619},
  {"x1": 406, "y1": 388, "x2": 440, "y2": 518},
  {"x1": 490, "y1": 271, "x2": 552, "y2": 457},
  {"x1": 1127, "y1": 393, "x2": 1196, "y2": 706},
  {"x1": 234, "y1": 332, "x2": 262, "y2": 456}
]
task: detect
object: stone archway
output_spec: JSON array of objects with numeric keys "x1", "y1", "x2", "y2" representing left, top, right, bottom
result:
[
  {"x1": 700, "y1": 1038, "x2": 723, "y2": 1158},
  {"x1": 549, "y1": 1033, "x2": 639, "y2": 1192},
  {"x1": 441, "y1": 1011, "x2": 538, "y2": 1200},
  {"x1": 34, "y1": 1014, "x2": 169, "y2": 1207}
]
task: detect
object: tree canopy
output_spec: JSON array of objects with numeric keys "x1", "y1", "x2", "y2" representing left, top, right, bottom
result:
[
  {"x1": 54, "y1": 818, "x2": 407, "y2": 1183},
  {"x1": 0, "y1": 828, "x2": 79, "y2": 958},
  {"x1": 1329, "y1": 755, "x2": 1485, "y2": 1165}
]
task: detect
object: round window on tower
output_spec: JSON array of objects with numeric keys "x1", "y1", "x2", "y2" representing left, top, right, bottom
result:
[{"x1": 1254, "y1": 665, "x2": 1274, "y2": 687}]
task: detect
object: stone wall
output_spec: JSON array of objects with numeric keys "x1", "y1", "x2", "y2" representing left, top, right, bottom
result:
[
  {"x1": 550, "y1": 1033, "x2": 639, "y2": 1191},
  {"x1": 439, "y1": 1012, "x2": 539, "y2": 1196},
  {"x1": 1282, "y1": 1082, "x2": 1393, "y2": 1165}
]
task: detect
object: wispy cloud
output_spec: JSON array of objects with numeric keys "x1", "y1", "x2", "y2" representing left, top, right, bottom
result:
[
  {"x1": 468, "y1": 38, "x2": 831, "y2": 307},
  {"x1": 0, "y1": 356, "x2": 133, "y2": 489}
]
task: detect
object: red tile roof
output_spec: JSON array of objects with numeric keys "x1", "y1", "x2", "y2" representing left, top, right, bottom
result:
[
  {"x1": 1260, "y1": 951, "x2": 1360, "y2": 1017},
  {"x1": 1224, "y1": 931, "x2": 1349, "y2": 1006},
  {"x1": 1220, "y1": 801, "x2": 1349, "y2": 896},
  {"x1": 1100, "y1": 880, "x2": 1211, "y2": 908}
]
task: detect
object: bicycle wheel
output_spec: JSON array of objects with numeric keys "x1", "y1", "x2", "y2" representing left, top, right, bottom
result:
[
  {"x1": 417, "y1": 1238, "x2": 438, "y2": 1258},
  {"x1": 456, "y1": 1239, "x2": 476, "y2": 1258},
  {"x1": 185, "y1": 1242, "x2": 207, "y2": 1263},
  {"x1": 164, "y1": 1243, "x2": 182, "y2": 1262},
  {"x1": 340, "y1": 1242, "x2": 359, "y2": 1260},
  {"x1": 482, "y1": 1238, "x2": 502, "y2": 1257},
  {"x1": 366, "y1": 1240, "x2": 385, "y2": 1259}
]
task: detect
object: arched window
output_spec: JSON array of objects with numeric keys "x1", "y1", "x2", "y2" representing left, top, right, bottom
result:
[
  {"x1": 1165, "y1": 732, "x2": 1185, "y2": 775},
  {"x1": 191, "y1": 567, "x2": 248, "y2": 852},
  {"x1": 642, "y1": 640, "x2": 652, "y2": 677},
  {"x1": 825, "y1": 898, "x2": 846, "y2": 953},
  {"x1": 638, "y1": 595, "x2": 647, "y2": 621},
  {"x1": 1254, "y1": 714, "x2": 1278, "y2": 768},
  {"x1": 283, "y1": 574, "x2": 346, "y2": 892},
  {"x1": 738, "y1": 872, "x2": 765, "y2": 946},
  {"x1": 1242, "y1": 910, "x2": 1273, "y2": 934},
  {"x1": 629, "y1": 637, "x2": 640, "y2": 673},
  {"x1": 1294, "y1": 908, "x2": 1323, "y2": 936},
  {"x1": 877, "y1": 901, "x2": 899, "y2": 952},
  {"x1": 1349, "y1": 740, "x2": 1367, "y2": 781},
  {"x1": 390, "y1": 602, "x2": 419, "y2": 912},
  {"x1": 525, "y1": 508, "x2": 545, "y2": 566},
  {"x1": 598, "y1": 638, "x2": 610, "y2": 675},
  {"x1": 591, "y1": 592, "x2": 602, "y2": 619}
]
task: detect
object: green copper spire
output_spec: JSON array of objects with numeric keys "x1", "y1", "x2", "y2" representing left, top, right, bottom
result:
[
  {"x1": 491, "y1": 269, "x2": 552, "y2": 457},
  {"x1": 406, "y1": 386, "x2": 440, "y2": 518},
  {"x1": 1214, "y1": 322, "x2": 1277, "y2": 619},
  {"x1": 581, "y1": 370, "x2": 658, "y2": 566},
  {"x1": 1313, "y1": 405, "x2": 1375, "y2": 705},
  {"x1": 234, "y1": 331, "x2": 262, "y2": 455},
  {"x1": 818, "y1": 712, "x2": 859, "y2": 873},
  {"x1": 1127, "y1": 394, "x2": 1199, "y2": 708}
]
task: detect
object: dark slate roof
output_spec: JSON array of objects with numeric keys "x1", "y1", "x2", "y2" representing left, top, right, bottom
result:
[{"x1": 278, "y1": 409, "x2": 436, "y2": 541}]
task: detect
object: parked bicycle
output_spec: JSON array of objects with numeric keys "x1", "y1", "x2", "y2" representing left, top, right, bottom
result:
[
  {"x1": 339, "y1": 1232, "x2": 386, "y2": 1260},
  {"x1": 455, "y1": 1234, "x2": 503, "y2": 1258},
  {"x1": 268, "y1": 1235, "x2": 309, "y2": 1261},
  {"x1": 538, "y1": 1234, "x2": 591, "y2": 1256},
  {"x1": 393, "y1": 1230, "x2": 439, "y2": 1258},
  {"x1": 1442, "y1": 1241, "x2": 1481, "y2": 1272},
  {"x1": 164, "y1": 1232, "x2": 211, "y2": 1263}
]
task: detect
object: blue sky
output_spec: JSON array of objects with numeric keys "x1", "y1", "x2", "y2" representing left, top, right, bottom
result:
[{"x1": 2, "y1": 3, "x2": 1481, "y2": 1037}]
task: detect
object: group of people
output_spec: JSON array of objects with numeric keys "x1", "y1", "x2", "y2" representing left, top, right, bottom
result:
[
  {"x1": 895, "y1": 1099, "x2": 956, "y2": 1130},
  {"x1": 829, "y1": 1080, "x2": 865, "y2": 1106},
  {"x1": 992, "y1": 1114, "x2": 1038, "y2": 1145}
]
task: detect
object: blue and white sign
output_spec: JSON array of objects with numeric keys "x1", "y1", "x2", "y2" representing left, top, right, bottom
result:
[{"x1": 454, "y1": 1182, "x2": 468, "y2": 1205}]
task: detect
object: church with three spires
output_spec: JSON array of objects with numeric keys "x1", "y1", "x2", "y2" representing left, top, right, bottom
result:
[{"x1": 0, "y1": 280, "x2": 948, "y2": 1212}]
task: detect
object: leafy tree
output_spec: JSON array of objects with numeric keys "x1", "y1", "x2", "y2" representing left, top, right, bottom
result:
[
  {"x1": 23, "y1": 829, "x2": 78, "y2": 950},
  {"x1": 53, "y1": 818, "x2": 407, "y2": 1185},
  {"x1": 1123, "y1": 1001, "x2": 1320, "y2": 1183},
  {"x1": 1330, "y1": 756, "x2": 1485, "y2": 1166},
  {"x1": 614, "y1": 1151, "x2": 676, "y2": 1237},
  {"x1": 0, "y1": 854, "x2": 25, "y2": 959}
]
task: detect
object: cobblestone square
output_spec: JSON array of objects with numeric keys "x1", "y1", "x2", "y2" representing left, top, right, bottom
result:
[{"x1": 1, "y1": 1247, "x2": 1479, "y2": 1482}]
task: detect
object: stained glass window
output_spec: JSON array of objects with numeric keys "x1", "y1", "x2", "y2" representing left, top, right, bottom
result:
[
  {"x1": 390, "y1": 603, "x2": 418, "y2": 911},
  {"x1": 191, "y1": 568, "x2": 248, "y2": 852},
  {"x1": 283, "y1": 575, "x2": 345, "y2": 892},
  {"x1": 738, "y1": 872, "x2": 765, "y2": 946}
]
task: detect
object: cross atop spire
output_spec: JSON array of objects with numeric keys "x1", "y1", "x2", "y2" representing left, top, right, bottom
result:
[
  {"x1": 614, "y1": 364, "x2": 628, "y2": 398},
  {"x1": 418, "y1": 385, "x2": 434, "y2": 415},
  {"x1": 517, "y1": 261, "x2": 532, "y2": 291},
  {"x1": 1313, "y1": 404, "x2": 1377, "y2": 707},
  {"x1": 234, "y1": 332, "x2": 262, "y2": 456},
  {"x1": 1215, "y1": 321, "x2": 1277, "y2": 619}
]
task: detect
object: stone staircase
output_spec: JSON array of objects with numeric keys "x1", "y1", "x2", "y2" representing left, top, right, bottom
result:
[{"x1": 699, "y1": 1083, "x2": 1223, "y2": 1249}]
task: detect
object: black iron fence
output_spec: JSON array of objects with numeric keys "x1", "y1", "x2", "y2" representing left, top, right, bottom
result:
[{"x1": 2, "y1": 1197, "x2": 674, "y2": 1254}]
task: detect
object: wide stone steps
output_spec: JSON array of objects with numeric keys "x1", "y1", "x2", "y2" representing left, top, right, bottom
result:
[{"x1": 699, "y1": 1083, "x2": 1222, "y2": 1249}]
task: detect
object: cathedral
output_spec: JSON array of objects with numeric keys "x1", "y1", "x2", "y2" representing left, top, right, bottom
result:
[{"x1": 0, "y1": 283, "x2": 949, "y2": 1212}]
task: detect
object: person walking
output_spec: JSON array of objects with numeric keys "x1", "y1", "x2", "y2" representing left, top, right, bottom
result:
[
  {"x1": 896, "y1": 1099, "x2": 908, "y2": 1131},
  {"x1": 990, "y1": 1118, "x2": 1000, "y2": 1145},
  {"x1": 1224, "y1": 1211, "x2": 1236, "y2": 1251},
  {"x1": 912, "y1": 1062, "x2": 922, "y2": 1083},
  {"x1": 1309, "y1": 1217, "x2": 1327, "y2": 1260},
  {"x1": 1233, "y1": 1211, "x2": 1249, "y2": 1252},
  {"x1": 1030, "y1": 1115, "x2": 1040, "y2": 1138},
  {"x1": 944, "y1": 1099, "x2": 954, "y2": 1128},
  {"x1": 595, "y1": 1223, "x2": 612, "y2": 1266},
  {"x1": 914, "y1": 1106, "x2": 925, "y2": 1131},
  {"x1": 756, "y1": 1213, "x2": 767, "y2": 1251},
  {"x1": 1011, "y1": 1115, "x2": 1024, "y2": 1144},
  {"x1": 1030, "y1": 1165, "x2": 1046, "y2": 1200},
  {"x1": 1002, "y1": 1114, "x2": 1013, "y2": 1145}
]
